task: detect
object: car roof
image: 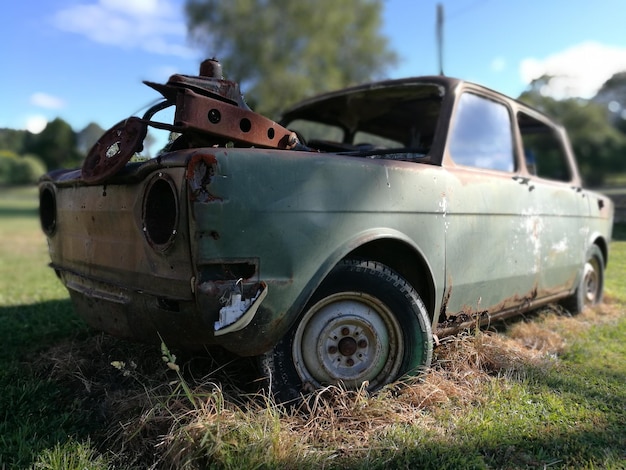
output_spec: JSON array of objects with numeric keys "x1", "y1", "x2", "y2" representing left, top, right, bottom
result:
[{"x1": 280, "y1": 75, "x2": 460, "y2": 120}]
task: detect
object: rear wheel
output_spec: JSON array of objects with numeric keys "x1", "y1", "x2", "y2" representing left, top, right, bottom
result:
[
  {"x1": 561, "y1": 245, "x2": 605, "y2": 314},
  {"x1": 261, "y1": 259, "x2": 433, "y2": 403}
]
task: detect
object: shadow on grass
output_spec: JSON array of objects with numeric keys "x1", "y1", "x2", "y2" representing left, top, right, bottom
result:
[
  {"x1": 0, "y1": 299, "x2": 99, "y2": 468},
  {"x1": 0, "y1": 299, "x2": 257, "y2": 468},
  {"x1": 0, "y1": 299, "x2": 86, "y2": 361}
]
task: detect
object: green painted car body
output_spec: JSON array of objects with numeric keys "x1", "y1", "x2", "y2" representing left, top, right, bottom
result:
[{"x1": 39, "y1": 67, "x2": 614, "y2": 394}]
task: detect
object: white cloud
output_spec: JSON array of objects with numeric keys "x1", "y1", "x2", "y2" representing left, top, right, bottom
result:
[
  {"x1": 52, "y1": 0, "x2": 196, "y2": 58},
  {"x1": 100, "y1": 0, "x2": 175, "y2": 16},
  {"x1": 490, "y1": 57, "x2": 506, "y2": 73},
  {"x1": 30, "y1": 92, "x2": 66, "y2": 110},
  {"x1": 520, "y1": 41, "x2": 626, "y2": 99},
  {"x1": 26, "y1": 115, "x2": 48, "y2": 134}
]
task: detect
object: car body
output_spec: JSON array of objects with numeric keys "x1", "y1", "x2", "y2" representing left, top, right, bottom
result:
[{"x1": 39, "y1": 60, "x2": 614, "y2": 400}]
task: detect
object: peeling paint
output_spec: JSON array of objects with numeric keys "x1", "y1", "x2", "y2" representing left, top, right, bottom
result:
[
  {"x1": 551, "y1": 238, "x2": 569, "y2": 254},
  {"x1": 439, "y1": 195, "x2": 450, "y2": 232},
  {"x1": 522, "y1": 209, "x2": 544, "y2": 273}
]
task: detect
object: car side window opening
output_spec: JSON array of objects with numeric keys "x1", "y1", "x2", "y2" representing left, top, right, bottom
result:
[
  {"x1": 449, "y1": 92, "x2": 515, "y2": 172},
  {"x1": 518, "y1": 112, "x2": 572, "y2": 182}
]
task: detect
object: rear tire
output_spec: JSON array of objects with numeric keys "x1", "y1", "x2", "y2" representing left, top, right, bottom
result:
[
  {"x1": 561, "y1": 245, "x2": 605, "y2": 314},
  {"x1": 261, "y1": 259, "x2": 433, "y2": 403}
]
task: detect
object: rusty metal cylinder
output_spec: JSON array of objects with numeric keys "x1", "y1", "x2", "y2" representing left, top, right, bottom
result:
[{"x1": 200, "y1": 59, "x2": 223, "y2": 79}]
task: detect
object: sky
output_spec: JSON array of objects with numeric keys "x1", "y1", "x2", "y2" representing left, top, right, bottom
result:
[{"x1": 2, "y1": 0, "x2": 626, "y2": 138}]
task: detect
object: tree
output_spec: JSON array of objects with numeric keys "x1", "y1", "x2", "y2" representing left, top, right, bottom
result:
[
  {"x1": 593, "y1": 71, "x2": 626, "y2": 135},
  {"x1": 0, "y1": 128, "x2": 27, "y2": 154},
  {"x1": 24, "y1": 118, "x2": 81, "y2": 170},
  {"x1": 76, "y1": 122, "x2": 105, "y2": 156},
  {"x1": 185, "y1": 0, "x2": 397, "y2": 117},
  {"x1": 519, "y1": 78, "x2": 626, "y2": 187}
]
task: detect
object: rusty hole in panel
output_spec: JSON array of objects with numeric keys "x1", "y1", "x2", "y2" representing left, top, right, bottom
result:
[
  {"x1": 187, "y1": 153, "x2": 221, "y2": 202},
  {"x1": 143, "y1": 175, "x2": 178, "y2": 250},
  {"x1": 201, "y1": 262, "x2": 257, "y2": 281},
  {"x1": 267, "y1": 128, "x2": 275, "y2": 140},
  {"x1": 158, "y1": 297, "x2": 180, "y2": 312},
  {"x1": 208, "y1": 108, "x2": 221, "y2": 124},
  {"x1": 240, "y1": 118, "x2": 251, "y2": 133}
]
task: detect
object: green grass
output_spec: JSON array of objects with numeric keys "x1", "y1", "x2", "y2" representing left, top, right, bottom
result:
[
  {"x1": 1, "y1": 185, "x2": 625, "y2": 469},
  {"x1": 606, "y1": 223, "x2": 626, "y2": 303},
  {"x1": 0, "y1": 186, "x2": 95, "y2": 468}
]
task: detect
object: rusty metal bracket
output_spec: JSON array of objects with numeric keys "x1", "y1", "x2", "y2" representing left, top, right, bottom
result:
[
  {"x1": 174, "y1": 88, "x2": 296, "y2": 149},
  {"x1": 81, "y1": 59, "x2": 304, "y2": 183}
]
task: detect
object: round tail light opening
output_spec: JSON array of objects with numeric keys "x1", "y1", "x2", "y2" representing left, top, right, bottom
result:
[
  {"x1": 39, "y1": 186, "x2": 57, "y2": 236},
  {"x1": 143, "y1": 175, "x2": 179, "y2": 251}
]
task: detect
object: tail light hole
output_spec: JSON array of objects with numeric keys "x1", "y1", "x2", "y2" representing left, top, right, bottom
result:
[
  {"x1": 143, "y1": 176, "x2": 178, "y2": 250},
  {"x1": 39, "y1": 186, "x2": 57, "y2": 236}
]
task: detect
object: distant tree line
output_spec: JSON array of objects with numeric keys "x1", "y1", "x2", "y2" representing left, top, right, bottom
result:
[
  {"x1": 518, "y1": 72, "x2": 626, "y2": 187},
  {"x1": 0, "y1": 119, "x2": 104, "y2": 185}
]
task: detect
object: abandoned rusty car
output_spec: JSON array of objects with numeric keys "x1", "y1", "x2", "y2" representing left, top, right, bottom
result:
[{"x1": 39, "y1": 60, "x2": 614, "y2": 401}]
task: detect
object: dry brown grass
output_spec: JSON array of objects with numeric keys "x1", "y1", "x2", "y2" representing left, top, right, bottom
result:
[{"x1": 34, "y1": 300, "x2": 625, "y2": 468}]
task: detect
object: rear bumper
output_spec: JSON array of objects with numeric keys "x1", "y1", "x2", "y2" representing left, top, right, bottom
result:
[{"x1": 58, "y1": 268, "x2": 273, "y2": 354}]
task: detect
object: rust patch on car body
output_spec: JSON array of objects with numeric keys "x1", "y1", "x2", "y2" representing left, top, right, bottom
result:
[
  {"x1": 436, "y1": 284, "x2": 542, "y2": 337},
  {"x1": 187, "y1": 153, "x2": 221, "y2": 202}
]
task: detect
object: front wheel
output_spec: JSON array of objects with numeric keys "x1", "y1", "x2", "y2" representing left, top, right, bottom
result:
[
  {"x1": 261, "y1": 259, "x2": 433, "y2": 403},
  {"x1": 561, "y1": 245, "x2": 605, "y2": 314}
]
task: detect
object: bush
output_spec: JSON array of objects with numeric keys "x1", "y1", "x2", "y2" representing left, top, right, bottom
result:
[
  {"x1": 12, "y1": 154, "x2": 47, "y2": 184},
  {"x1": 0, "y1": 150, "x2": 18, "y2": 184},
  {"x1": 0, "y1": 152, "x2": 47, "y2": 185}
]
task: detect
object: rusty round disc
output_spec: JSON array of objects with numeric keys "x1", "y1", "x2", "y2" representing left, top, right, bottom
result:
[{"x1": 81, "y1": 117, "x2": 148, "y2": 184}]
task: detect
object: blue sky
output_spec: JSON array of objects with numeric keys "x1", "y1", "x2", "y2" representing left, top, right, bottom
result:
[{"x1": 2, "y1": 0, "x2": 626, "y2": 137}]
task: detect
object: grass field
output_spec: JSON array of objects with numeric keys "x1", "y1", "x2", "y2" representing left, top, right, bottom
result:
[{"x1": 1, "y1": 186, "x2": 625, "y2": 469}]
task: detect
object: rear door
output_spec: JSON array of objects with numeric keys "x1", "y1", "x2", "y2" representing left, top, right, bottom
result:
[{"x1": 517, "y1": 111, "x2": 587, "y2": 293}]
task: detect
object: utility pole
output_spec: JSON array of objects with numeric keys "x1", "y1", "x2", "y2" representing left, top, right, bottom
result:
[{"x1": 437, "y1": 3, "x2": 444, "y2": 75}]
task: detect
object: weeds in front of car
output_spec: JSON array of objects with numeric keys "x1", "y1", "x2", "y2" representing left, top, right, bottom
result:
[
  {"x1": 3, "y1": 187, "x2": 626, "y2": 469},
  {"x1": 27, "y1": 301, "x2": 625, "y2": 469}
]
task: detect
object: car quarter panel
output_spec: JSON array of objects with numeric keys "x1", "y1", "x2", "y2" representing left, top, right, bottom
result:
[{"x1": 188, "y1": 148, "x2": 448, "y2": 352}]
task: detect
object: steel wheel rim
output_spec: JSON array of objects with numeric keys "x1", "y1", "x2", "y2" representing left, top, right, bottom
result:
[
  {"x1": 293, "y1": 292, "x2": 404, "y2": 389},
  {"x1": 583, "y1": 258, "x2": 600, "y2": 304}
]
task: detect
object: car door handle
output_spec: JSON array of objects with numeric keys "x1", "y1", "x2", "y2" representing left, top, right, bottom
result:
[{"x1": 512, "y1": 176, "x2": 535, "y2": 192}]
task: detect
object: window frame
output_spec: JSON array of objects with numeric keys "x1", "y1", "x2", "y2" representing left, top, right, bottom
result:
[
  {"x1": 447, "y1": 91, "x2": 517, "y2": 174},
  {"x1": 516, "y1": 110, "x2": 574, "y2": 183}
]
